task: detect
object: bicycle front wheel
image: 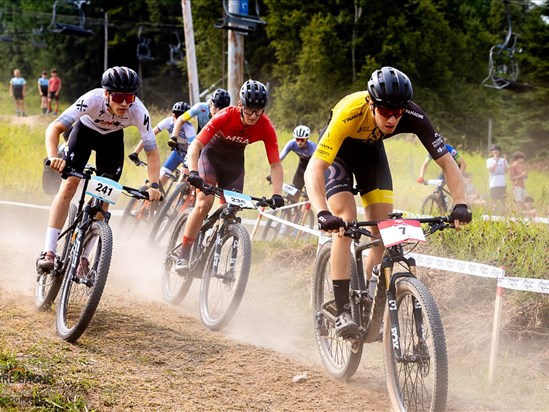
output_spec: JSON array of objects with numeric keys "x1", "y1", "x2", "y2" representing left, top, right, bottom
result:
[
  {"x1": 35, "y1": 203, "x2": 78, "y2": 311},
  {"x1": 421, "y1": 195, "x2": 445, "y2": 216},
  {"x1": 384, "y1": 277, "x2": 448, "y2": 412},
  {"x1": 312, "y1": 241, "x2": 363, "y2": 381},
  {"x1": 148, "y1": 182, "x2": 190, "y2": 248},
  {"x1": 161, "y1": 209, "x2": 193, "y2": 304},
  {"x1": 56, "y1": 221, "x2": 113, "y2": 343},
  {"x1": 199, "y1": 223, "x2": 251, "y2": 331}
]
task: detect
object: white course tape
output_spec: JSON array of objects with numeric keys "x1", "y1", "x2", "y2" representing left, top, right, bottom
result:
[
  {"x1": 497, "y1": 277, "x2": 549, "y2": 294},
  {"x1": 409, "y1": 253, "x2": 505, "y2": 279}
]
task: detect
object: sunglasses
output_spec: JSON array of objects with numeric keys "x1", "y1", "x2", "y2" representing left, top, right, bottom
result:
[
  {"x1": 375, "y1": 106, "x2": 406, "y2": 119},
  {"x1": 242, "y1": 107, "x2": 264, "y2": 117},
  {"x1": 295, "y1": 138, "x2": 306, "y2": 143},
  {"x1": 110, "y1": 92, "x2": 136, "y2": 104}
]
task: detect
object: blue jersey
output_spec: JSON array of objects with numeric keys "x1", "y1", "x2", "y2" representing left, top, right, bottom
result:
[
  {"x1": 280, "y1": 140, "x2": 317, "y2": 162},
  {"x1": 427, "y1": 143, "x2": 459, "y2": 162},
  {"x1": 187, "y1": 102, "x2": 210, "y2": 131}
]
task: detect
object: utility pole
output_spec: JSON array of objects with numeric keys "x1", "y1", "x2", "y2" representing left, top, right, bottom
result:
[
  {"x1": 227, "y1": 0, "x2": 246, "y2": 103},
  {"x1": 181, "y1": 0, "x2": 200, "y2": 105},
  {"x1": 104, "y1": 11, "x2": 108, "y2": 71}
]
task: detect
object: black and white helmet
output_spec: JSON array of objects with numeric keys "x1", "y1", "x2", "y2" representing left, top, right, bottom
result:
[
  {"x1": 172, "y1": 101, "x2": 190, "y2": 115},
  {"x1": 367, "y1": 66, "x2": 413, "y2": 109},
  {"x1": 239, "y1": 80, "x2": 268, "y2": 109},
  {"x1": 101, "y1": 66, "x2": 139, "y2": 93},
  {"x1": 293, "y1": 125, "x2": 310, "y2": 139},
  {"x1": 211, "y1": 88, "x2": 231, "y2": 109}
]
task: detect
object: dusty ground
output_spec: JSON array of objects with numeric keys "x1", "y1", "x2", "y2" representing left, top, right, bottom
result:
[{"x1": 0, "y1": 202, "x2": 547, "y2": 411}]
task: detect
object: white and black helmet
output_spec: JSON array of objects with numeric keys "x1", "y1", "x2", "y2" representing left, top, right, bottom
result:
[
  {"x1": 293, "y1": 125, "x2": 310, "y2": 139},
  {"x1": 172, "y1": 101, "x2": 190, "y2": 115},
  {"x1": 101, "y1": 66, "x2": 139, "y2": 93}
]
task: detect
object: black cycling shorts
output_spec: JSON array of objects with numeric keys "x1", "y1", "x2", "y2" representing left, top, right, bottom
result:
[
  {"x1": 64, "y1": 120, "x2": 125, "y2": 181},
  {"x1": 199, "y1": 138, "x2": 245, "y2": 192},
  {"x1": 324, "y1": 138, "x2": 393, "y2": 206}
]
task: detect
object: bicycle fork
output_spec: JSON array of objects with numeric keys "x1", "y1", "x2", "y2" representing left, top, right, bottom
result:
[{"x1": 211, "y1": 223, "x2": 238, "y2": 285}]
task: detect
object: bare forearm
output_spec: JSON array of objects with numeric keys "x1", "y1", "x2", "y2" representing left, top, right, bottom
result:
[{"x1": 304, "y1": 158, "x2": 330, "y2": 213}]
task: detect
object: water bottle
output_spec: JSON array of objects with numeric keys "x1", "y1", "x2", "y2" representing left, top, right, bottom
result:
[{"x1": 368, "y1": 265, "x2": 380, "y2": 299}]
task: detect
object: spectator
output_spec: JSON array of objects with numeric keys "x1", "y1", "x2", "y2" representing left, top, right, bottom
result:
[
  {"x1": 463, "y1": 172, "x2": 486, "y2": 208},
  {"x1": 47, "y1": 69, "x2": 62, "y2": 115},
  {"x1": 486, "y1": 144, "x2": 509, "y2": 214},
  {"x1": 522, "y1": 196, "x2": 537, "y2": 218},
  {"x1": 509, "y1": 151, "x2": 528, "y2": 209},
  {"x1": 9, "y1": 69, "x2": 26, "y2": 117},
  {"x1": 37, "y1": 70, "x2": 49, "y2": 114}
]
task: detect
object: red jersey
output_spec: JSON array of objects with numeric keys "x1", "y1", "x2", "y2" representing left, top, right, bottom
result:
[
  {"x1": 196, "y1": 106, "x2": 280, "y2": 164},
  {"x1": 48, "y1": 76, "x2": 61, "y2": 92}
]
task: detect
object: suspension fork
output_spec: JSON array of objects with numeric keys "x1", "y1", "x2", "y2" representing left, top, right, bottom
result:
[{"x1": 68, "y1": 204, "x2": 94, "y2": 281}]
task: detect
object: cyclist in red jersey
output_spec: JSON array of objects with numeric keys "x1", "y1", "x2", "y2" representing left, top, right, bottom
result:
[{"x1": 175, "y1": 80, "x2": 284, "y2": 271}]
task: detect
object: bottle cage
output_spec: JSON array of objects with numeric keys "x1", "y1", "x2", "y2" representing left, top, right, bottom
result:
[
  {"x1": 49, "y1": 0, "x2": 93, "y2": 37},
  {"x1": 214, "y1": 0, "x2": 266, "y2": 35}
]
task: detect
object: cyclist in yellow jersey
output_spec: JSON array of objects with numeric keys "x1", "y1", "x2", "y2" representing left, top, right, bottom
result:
[{"x1": 305, "y1": 66, "x2": 472, "y2": 338}]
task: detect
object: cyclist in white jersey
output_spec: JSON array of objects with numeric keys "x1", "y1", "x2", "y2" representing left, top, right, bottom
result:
[{"x1": 37, "y1": 66, "x2": 162, "y2": 271}]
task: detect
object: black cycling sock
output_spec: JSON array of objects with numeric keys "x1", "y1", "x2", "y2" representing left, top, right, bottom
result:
[{"x1": 333, "y1": 279, "x2": 351, "y2": 316}]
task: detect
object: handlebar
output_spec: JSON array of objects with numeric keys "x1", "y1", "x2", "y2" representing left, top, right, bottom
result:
[
  {"x1": 200, "y1": 182, "x2": 278, "y2": 210},
  {"x1": 44, "y1": 159, "x2": 162, "y2": 201}
]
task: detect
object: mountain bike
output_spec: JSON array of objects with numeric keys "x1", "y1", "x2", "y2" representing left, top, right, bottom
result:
[
  {"x1": 35, "y1": 163, "x2": 155, "y2": 342},
  {"x1": 261, "y1": 182, "x2": 315, "y2": 241},
  {"x1": 312, "y1": 213, "x2": 452, "y2": 411},
  {"x1": 420, "y1": 179, "x2": 452, "y2": 216},
  {"x1": 148, "y1": 172, "x2": 196, "y2": 249},
  {"x1": 119, "y1": 157, "x2": 179, "y2": 235},
  {"x1": 162, "y1": 183, "x2": 277, "y2": 331}
]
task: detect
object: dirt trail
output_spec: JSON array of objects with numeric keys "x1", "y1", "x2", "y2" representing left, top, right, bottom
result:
[{"x1": 0, "y1": 202, "x2": 546, "y2": 411}]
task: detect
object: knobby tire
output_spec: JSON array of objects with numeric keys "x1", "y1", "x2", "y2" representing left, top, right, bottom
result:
[{"x1": 149, "y1": 182, "x2": 190, "y2": 247}]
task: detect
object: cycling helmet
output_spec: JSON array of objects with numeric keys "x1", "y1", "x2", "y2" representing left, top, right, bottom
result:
[
  {"x1": 239, "y1": 80, "x2": 268, "y2": 109},
  {"x1": 367, "y1": 66, "x2": 413, "y2": 109},
  {"x1": 172, "y1": 101, "x2": 190, "y2": 114},
  {"x1": 293, "y1": 125, "x2": 310, "y2": 139},
  {"x1": 101, "y1": 66, "x2": 139, "y2": 93},
  {"x1": 211, "y1": 88, "x2": 231, "y2": 109}
]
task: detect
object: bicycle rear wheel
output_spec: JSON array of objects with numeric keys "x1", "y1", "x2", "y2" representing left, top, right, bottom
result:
[
  {"x1": 161, "y1": 209, "x2": 193, "y2": 304},
  {"x1": 199, "y1": 223, "x2": 251, "y2": 331},
  {"x1": 56, "y1": 221, "x2": 113, "y2": 342},
  {"x1": 148, "y1": 182, "x2": 190, "y2": 248},
  {"x1": 312, "y1": 241, "x2": 363, "y2": 380},
  {"x1": 35, "y1": 203, "x2": 78, "y2": 311},
  {"x1": 421, "y1": 195, "x2": 445, "y2": 216},
  {"x1": 384, "y1": 277, "x2": 448, "y2": 412}
]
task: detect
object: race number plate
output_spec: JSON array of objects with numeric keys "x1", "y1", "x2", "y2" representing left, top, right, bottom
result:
[
  {"x1": 223, "y1": 190, "x2": 255, "y2": 209},
  {"x1": 378, "y1": 219, "x2": 426, "y2": 247},
  {"x1": 85, "y1": 176, "x2": 123, "y2": 205},
  {"x1": 283, "y1": 183, "x2": 299, "y2": 196}
]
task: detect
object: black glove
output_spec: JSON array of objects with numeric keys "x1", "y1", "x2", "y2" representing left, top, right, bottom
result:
[
  {"x1": 128, "y1": 152, "x2": 140, "y2": 165},
  {"x1": 450, "y1": 203, "x2": 472, "y2": 223},
  {"x1": 167, "y1": 136, "x2": 178, "y2": 149},
  {"x1": 270, "y1": 194, "x2": 284, "y2": 208},
  {"x1": 187, "y1": 170, "x2": 204, "y2": 189},
  {"x1": 317, "y1": 210, "x2": 344, "y2": 231}
]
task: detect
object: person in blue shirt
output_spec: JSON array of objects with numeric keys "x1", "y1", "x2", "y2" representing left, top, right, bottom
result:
[
  {"x1": 37, "y1": 71, "x2": 49, "y2": 114},
  {"x1": 417, "y1": 143, "x2": 466, "y2": 184},
  {"x1": 279, "y1": 125, "x2": 317, "y2": 202},
  {"x1": 9, "y1": 69, "x2": 26, "y2": 117}
]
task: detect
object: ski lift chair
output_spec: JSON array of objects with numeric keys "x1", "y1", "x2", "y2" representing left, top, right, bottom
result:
[
  {"x1": 167, "y1": 32, "x2": 184, "y2": 66},
  {"x1": 32, "y1": 27, "x2": 48, "y2": 48},
  {"x1": 0, "y1": 11, "x2": 13, "y2": 42},
  {"x1": 49, "y1": 0, "x2": 93, "y2": 37},
  {"x1": 214, "y1": 0, "x2": 266, "y2": 35},
  {"x1": 136, "y1": 27, "x2": 155, "y2": 62}
]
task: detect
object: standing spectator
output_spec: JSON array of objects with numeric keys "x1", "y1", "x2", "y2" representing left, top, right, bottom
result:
[
  {"x1": 47, "y1": 69, "x2": 62, "y2": 115},
  {"x1": 9, "y1": 69, "x2": 26, "y2": 117},
  {"x1": 486, "y1": 144, "x2": 509, "y2": 214},
  {"x1": 37, "y1": 70, "x2": 49, "y2": 114},
  {"x1": 522, "y1": 196, "x2": 537, "y2": 218},
  {"x1": 509, "y1": 151, "x2": 528, "y2": 209}
]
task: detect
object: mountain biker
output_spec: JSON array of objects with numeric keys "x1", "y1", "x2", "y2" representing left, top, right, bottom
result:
[
  {"x1": 417, "y1": 143, "x2": 466, "y2": 184},
  {"x1": 304, "y1": 66, "x2": 472, "y2": 338},
  {"x1": 168, "y1": 88, "x2": 232, "y2": 149},
  {"x1": 36, "y1": 66, "x2": 162, "y2": 272},
  {"x1": 174, "y1": 80, "x2": 284, "y2": 271},
  {"x1": 278, "y1": 125, "x2": 317, "y2": 202},
  {"x1": 128, "y1": 101, "x2": 196, "y2": 188}
]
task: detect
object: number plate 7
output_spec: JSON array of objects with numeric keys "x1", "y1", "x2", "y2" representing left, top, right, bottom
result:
[{"x1": 378, "y1": 219, "x2": 426, "y2": 247}]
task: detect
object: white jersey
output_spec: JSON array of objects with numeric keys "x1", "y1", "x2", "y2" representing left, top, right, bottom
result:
[
  {"x1": 57, "y1": 88, "x2": 157, "y2": 152},
  {"x1": 156, "y1": 116, "x2": 196, "y2": 145}
]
